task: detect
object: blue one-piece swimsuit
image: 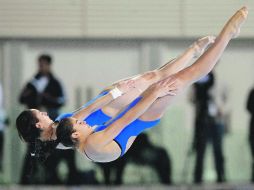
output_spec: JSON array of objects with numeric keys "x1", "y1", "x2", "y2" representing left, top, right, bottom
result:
[
  {"x1": 55, "y1": 91, "x2": 160, "y2": 158},
  {"x1": 55, "y1": 91, "x2": 112, "y2": 125}
]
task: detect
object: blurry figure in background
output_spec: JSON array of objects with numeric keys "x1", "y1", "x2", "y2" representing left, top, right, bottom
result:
[
  {"x1": 247, "y1": 87, "x2": 254, "y2": 182},
  {"x1": 213, "y1": 84, "x2": 231, "y2": 136},
  {"x1": 19, "y1": 54, "x2": 65, "y2": 118},
  {"x1": 190, "y1": 71, "x2": 226, "y2": 183},
  {"x1": 0, "y1": 82, "x2": 8, "y2": 172},
  {"x1": 99, "y1": 133, "x2": 171, "y2": 185},
  {"x1": 19, "y1": 54, "x2": 78, "y2": 184},
  {"x1": 210, "y1": 82, "x2": 231, "y2": 181}
]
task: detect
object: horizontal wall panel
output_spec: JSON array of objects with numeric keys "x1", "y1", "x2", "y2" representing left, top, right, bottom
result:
[
  {"x1": 0, "y1": 0, "x2": 83, "y2": 37},
  {"x1": 85, "y1": 0, "x2": 182, "y2": 37},
  {"x1": 0, "y1": 0, "x2": 253, "y2": 38},
  {"x1": 184, "y1": 0, "x2": 254, "y2": 37}
]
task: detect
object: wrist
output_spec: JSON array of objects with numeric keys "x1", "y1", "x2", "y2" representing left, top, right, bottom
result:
[{"x1": 109, "y1": 87, "x2": 123, "y2": 99}]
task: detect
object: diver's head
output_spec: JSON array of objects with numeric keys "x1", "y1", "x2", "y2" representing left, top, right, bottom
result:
[
  {"x1": 56, "y1": 117, "x2": 93, "y2": 149},
  {"x1": 16, "y1": 109, "x2": 54, "y2": 143},
  {"x1": 16, "y1": 109, "x2": 59, "y2": 162}
]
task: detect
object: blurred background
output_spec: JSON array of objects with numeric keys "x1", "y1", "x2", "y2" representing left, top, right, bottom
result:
[{"x1": 0, "y1": 0, "x2": 254, "y2": 189}]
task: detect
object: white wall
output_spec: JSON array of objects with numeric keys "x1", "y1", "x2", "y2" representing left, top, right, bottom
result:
[{"x1": 0, "y1": 0, "x2": 254, "y2": 38}]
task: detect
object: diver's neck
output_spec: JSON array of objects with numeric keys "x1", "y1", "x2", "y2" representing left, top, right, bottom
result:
[
  {"x1": 49, "y1": 122, "x2": 58, "y2": 140},
  {"x1": 77, "y1": 137, "x2": 87, "y2": 152},
  {"x1": 77, "y1": 130, "x2": 93, "y2": 152}
]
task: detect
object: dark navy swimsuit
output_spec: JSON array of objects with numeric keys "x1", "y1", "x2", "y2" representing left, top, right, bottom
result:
[{"x1": 56, "y1": 92, "x2": 160, "y2": 158}]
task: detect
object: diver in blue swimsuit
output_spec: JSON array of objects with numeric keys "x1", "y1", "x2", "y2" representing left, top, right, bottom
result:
[
  {"x1": 55, "y1": 91, "x2": 112, "y2": 127},
  {"x1": 55, "y1": 90, "x2": 161, "y2": 155},
  {"x1": 16, "y1": 7, "x2": 248, "y2": 162},
  {"x1": 56, "y1": 78, "x2": 173, "y2": 162},
  {"x1": 52, "y1": 35, "x2": 213, "y2": 153},
  {"x1": 55, "y1": 7, "x2": 248, "y2": 162},
  {"x1": 57, "y1": 95, "x2": 160, "y2": 158}
]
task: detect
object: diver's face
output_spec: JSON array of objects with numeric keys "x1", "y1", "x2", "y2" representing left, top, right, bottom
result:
[
  {"x1": 31, "y1": 109, "x2": 52, "y2": 129},
  {"x1": 69, "y1": 117, "x2": 93, "y2": 136},
  {"x1": 30, "y1": 109, "x2": 54, "y2": 141}
]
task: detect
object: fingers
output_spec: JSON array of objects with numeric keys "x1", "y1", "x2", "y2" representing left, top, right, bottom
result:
[
  {"x1": 165, "y1": 79, "x2": 176, "y2": 87},
  {"x1": 117, "y1": 79, "x2": 136, "y2": 93},
  {"x1": 166, "y1": 86, "x2": 178, "y2": 96},
  {"x1": 166, "y1": 90, "x2": 177, "y2": 96},
  {"x1": 127, "y1": 79, "x2": 136, "y2": 88},
  {"x1": 163, "y1": 78, "x2": 180, "y2": 96},
  {"x1": 159, "y1": 76, "x2": 176, "y2": 87},
  {"x1": 156, "y1": 82, "x2": 179, "y2": 97}
]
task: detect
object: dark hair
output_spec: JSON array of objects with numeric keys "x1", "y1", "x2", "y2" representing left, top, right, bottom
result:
[
  {"x1": 16, "y1": 110, "x2": 58, "y2": 162},
  {"x1": 30, "y1": 139, "x2": 59, "y2": 162},
  {"x1": 56, "y1": 118, "x2": 76, "y2": 148},
  {"x1": 38, "y1": 54, "x2": 52, "y2": 65},
  {"x1": 16, "y1": 110, "x2": 40, "y2": 143},
  {"x1": 24, "y1": 139, "x2": 59, "y2": 179}
]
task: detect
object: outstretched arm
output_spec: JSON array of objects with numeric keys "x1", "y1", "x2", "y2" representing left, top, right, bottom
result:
[
  {"x1": 73, "y1": 79, "x2": 135, "y2": 120},
  {"x1": 94, "y1": 78, "x2": 176, "y2": 146},
  {"x1": 73, "y1": 92, "x2": 117, "y2": 120}
]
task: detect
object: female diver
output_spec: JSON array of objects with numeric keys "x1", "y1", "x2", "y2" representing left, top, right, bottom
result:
[{"x1": 16, "y1": 6, "x2": 248, "y2": 162}]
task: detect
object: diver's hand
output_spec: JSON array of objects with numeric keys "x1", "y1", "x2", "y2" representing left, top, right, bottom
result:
[
  {"x1": 116, "y1": 79, "x2": 136, "y2": 94},
  {"x1": 153, "y1": 76, "x2": 180, "y2": 98}
]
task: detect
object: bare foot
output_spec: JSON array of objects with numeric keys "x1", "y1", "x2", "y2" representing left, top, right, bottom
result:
[
  {"x1": 222, "y1": 6, "x2": 248, "y2": 38},
  {"x1": 192, "y1": 36, "x2": 216, "y2": 58}
]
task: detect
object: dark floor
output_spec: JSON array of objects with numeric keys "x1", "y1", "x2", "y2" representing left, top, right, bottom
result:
[{"x1": 1, "y1": 184, "x2": 254, "y2": 190}]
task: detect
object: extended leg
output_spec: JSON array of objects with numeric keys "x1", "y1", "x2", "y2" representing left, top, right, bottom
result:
[
  {"x1": 139, "y1": 6, "x2": 248, "y2": 121},
  {"x1": 174, "y1": 7, "x2": 248, "y2": 86},
  {"x1": 156, "y1": 36, "x2": 215, "y2": 79},
  {"x1": 110, "y1": 35, "x2": 215, "y2": 90},
  {"x1": 103, "y1": 6, "x2": 248, "y2": 161},
  {"x1": 102, "y1": 36, "x2": 215, "y2": 116},
  {"x1": 104, "y1": 4, "x2": 248, "y2": 116}
]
